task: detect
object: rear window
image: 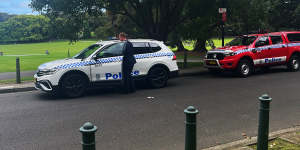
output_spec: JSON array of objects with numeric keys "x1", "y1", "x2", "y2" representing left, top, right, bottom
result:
[
  {"x1": 287, "y1": 33, "x2": 300, "y2": 42},
  {"x1": 132, "y1": 42, "x2": 152, "y2": 54},
  {"x1": 149, "y1": 43, "x2": 162, "y2": 52}
]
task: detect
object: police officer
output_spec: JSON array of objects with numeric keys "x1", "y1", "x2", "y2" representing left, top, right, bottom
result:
[{"x1": 119, "y1": 32, "x2": 136, "y2": 93}]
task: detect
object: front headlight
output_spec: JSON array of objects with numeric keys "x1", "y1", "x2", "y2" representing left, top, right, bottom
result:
[{"x1": 37, "y1": 68, "x2": 58, "y2": 76}]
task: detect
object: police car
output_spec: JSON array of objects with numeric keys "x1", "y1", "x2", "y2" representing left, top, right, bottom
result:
[{"x1": 34, "y1": 39, "x2": 179, "y2": 97}]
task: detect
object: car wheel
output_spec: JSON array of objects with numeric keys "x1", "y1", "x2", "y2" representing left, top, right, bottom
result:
[
  {"x1": 147, "y1": 67, "x2": 169, "y2": 88},
  {"x1": 287, "y1": 55, "x2": 300, "y2": 72},
  {"x1": 236, "y1": 59, "x2": 253, "y2": 77},
  {"x1": 61, "y1": 73, "x2": 88, "y2": 98}
]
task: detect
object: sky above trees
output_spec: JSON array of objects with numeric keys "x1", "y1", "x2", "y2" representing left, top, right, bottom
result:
[{"x1": 0, "y1": 0, "x2": 35, "y2": 14}]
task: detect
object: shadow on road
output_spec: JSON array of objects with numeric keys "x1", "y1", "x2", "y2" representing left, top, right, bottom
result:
[{"x1": 35, "y1": 80, "x2": 164, "y2": 100}]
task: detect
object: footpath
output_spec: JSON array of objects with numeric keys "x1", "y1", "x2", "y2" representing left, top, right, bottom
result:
[{"x1": 0, "y1": 65, "x2": 299, "y2": 150}]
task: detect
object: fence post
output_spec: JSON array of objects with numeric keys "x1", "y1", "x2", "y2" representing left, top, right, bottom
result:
[
  {"x1": 184, "y1": 106, "x2": 199, "y2": 150},
  {"x1": 16, "y1": 57, "x2": 21, "y2": 84},
  {"x1": 257, "y1": 94, "x2": 272, "y2": 150},
  {"x1": 79, "y1": 122, "x2": 98, "y2": 150}
]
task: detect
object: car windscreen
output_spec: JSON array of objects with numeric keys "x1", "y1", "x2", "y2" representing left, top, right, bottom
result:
[
  {"x1": 226, "y1": 36, "x2": 257, "y2": 46},
  {"x1": 73, "y1": 44, "x2": 102, "y2": 59}
]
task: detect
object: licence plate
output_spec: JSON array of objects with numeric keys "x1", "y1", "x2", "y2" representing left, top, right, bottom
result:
[
  {"x1": 34, "y1": 78, "x2": 37, "y2": 83},
  {"x1": 207, "y1": 60, "x2": 217, "y2": 65}
]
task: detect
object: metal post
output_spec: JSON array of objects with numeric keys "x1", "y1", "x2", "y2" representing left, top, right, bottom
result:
[
  {"x1": 68, "y1": 49, "x2": 70, "y2": 58},
  {"x1": 222, "y1": 24, "x2": 225, "y2": 47},
  {"x1": 184, "y1": 48, "x2": 188, "y2": 68},
  {"x1": 221, "y1": 0, "x2": 225, "y2": 47},
  {"x1": 16, "y1": 57, "x2": 21, "y2": 84},
  {"x1": 257, "y1": 94, "x2": 272, "y2": 150},
  {"x1": 184, "y1": 106, "x2": 199, "y2": 150},
  {"x1": 79, "y1": 122, "x2": 98, "y2": 150}
]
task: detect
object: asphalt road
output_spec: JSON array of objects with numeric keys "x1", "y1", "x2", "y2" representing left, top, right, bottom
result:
[{"x1": 0, "y1": 68, "x2": 299, "y2": 150}]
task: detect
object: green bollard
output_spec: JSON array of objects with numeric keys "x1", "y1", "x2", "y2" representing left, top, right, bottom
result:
[
  {"x1": 16, "y1": 57, "x2": 21, "y2": 84},
  {"x1": 184, "y1": 106, "x2": 199, "y2": 150},
  {"x1": 79, "y1": 122, "x2": 98, "y2": 150},
  {"x1": 257, "y1": 94, "x2": 272, "y2": 150}
]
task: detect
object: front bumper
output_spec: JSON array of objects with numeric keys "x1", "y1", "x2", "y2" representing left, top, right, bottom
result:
[
  {"x1": 34, "y1": 79, "x2": 54, "y2": 92},
  {"x1": 34, "y1": 74, "x2": 58, "y2": 92},
  {"x1": 204, "y1": 58, "x2": 237, "y2": 69}
]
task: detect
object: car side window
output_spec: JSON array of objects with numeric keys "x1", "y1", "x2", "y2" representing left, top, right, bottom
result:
[
  {"x1": 287, "y1": 33, "x2": 300, "y2": 42},
  {"x1": 132, "y1": 42, "x2": 152, "y2": 54},
  {"x1": 149, "y1": 43, "x2": 162, "y2": 52},
  {"x1": 97, "y1": 43, "x2": 124, "y2": 58},
  {"x1": 255, "y1": 36, "x2": 270, "y2": 47},
  {"x1": 270, "y1": 36, "x2": 283, "y2": 44}
]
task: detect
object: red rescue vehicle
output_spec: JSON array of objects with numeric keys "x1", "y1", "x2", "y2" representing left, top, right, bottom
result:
[{"x1": 204, "y1": 31, "x2": 300, "y2": 77}]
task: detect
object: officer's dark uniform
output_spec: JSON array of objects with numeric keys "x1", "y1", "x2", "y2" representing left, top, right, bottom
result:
[{"x1": 122, "y1": 40, "x2": 136, "y2": 93}]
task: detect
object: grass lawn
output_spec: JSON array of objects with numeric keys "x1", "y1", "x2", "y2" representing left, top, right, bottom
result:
[
  {"x1": 249, "y1": 138, "x2": 300, "y2": 150},
  {"x1": 0, "y1": 40, "x2": 97, "y2": 73},
  {"x1": 169, "y1": 38, "x2": 233, "y2": 51}
]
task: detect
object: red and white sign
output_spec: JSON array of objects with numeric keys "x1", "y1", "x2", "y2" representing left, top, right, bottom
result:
[{"x1": 218, "y1": 8, "x2": 227, "y2": 13}]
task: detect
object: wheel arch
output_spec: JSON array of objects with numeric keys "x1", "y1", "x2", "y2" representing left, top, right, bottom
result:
[
  {"x1": 289, "y1": 51, "x2": 300, "y2": 60},
  {"x1": 238, "y1": 55, "x2": 254, "y2": 66},
  {"x1": 58, "y1": 70, "x2": 90, "y2": 86},
  {"x1": 148, "y1": 63, "x2": 170, "y2": 76}
]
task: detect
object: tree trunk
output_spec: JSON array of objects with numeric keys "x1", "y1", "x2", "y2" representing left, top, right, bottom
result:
[
  {"x1": 193, "y1": 39, "x2": 207, "y2": 52},
  {"x1": 176, "y1": 41, "x2": 186, "y2": 51}
]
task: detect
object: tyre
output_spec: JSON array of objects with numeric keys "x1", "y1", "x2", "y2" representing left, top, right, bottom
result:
[
  {"x1": 147, "y1": 67, "x2": 169, "y2": 88},
  {"x1": 60, "y1": 73, "x2": 88, "y2": 98},
  {"x1": 236, "y1": 59, "x2": 253, "y2": 77},
  {"x1": 287, "y1": 55, "x2": 300, "y2": 72}
]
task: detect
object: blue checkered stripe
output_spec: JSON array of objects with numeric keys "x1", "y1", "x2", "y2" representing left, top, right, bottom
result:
[
  {"x1": 54, "y1": 52, "x2": 174, "y2": 69},
  {"x1": 288, "y1": 43, "x2": 300, "y2": 47},
  {"x1": 235, "y1": 44, "x2": 294, "y2": 55}
]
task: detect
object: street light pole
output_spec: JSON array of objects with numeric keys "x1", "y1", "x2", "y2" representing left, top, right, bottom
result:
[{"x1": 221, "y1": 0, "x2": 225, "y2": 47}]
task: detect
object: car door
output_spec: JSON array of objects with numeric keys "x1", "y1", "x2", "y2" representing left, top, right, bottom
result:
[
  {"x1": 253, "y1": 36, "x2": 272, "y2": 66},
  {"x1": 90, "y1": 42, "x2": 124, "y2": 81},
  {"x1": 132, "y1": 42, "x2": 153, "y2": 76},
  {"x1": 269, "y1": 35, "x2": 288, "y2": 64}
]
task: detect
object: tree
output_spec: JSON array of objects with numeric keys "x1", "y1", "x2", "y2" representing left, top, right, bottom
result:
[
  {"x1": 31, "y1": 0, "x2": 208, "y2": 42},
  {"x1": 0, "y1": 15, "x2": 50, "y2": 43}
]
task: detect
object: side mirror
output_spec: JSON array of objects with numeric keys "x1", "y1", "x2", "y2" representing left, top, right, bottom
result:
[
  {"x1": 92, "y1": 55, "x2": 99, "y2": 60},
  {"x1": 252, "y1": 49, "x2": 257, "y2": 53}
]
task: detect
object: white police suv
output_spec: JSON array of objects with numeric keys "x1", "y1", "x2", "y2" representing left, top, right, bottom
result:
[{"x1": 34, "y1": 39, "x2": 179, "y2": 97}]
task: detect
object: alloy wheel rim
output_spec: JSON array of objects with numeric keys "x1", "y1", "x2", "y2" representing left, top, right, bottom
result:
[
  {"x1": 241, "y1": 64, "x2": 249, "y2": 75},
  {"x1": 292, "y1": 59, "x2": 299, "y2": 69}
]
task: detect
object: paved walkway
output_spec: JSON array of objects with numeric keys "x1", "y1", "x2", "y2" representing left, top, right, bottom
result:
[{"x1": 0, "y1": 71, "x2": 36, "y2": 80}]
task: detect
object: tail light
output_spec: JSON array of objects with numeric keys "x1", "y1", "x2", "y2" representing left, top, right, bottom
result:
[{"x1": 172, "y1": 55, "x2": 177, "y2": 60}]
